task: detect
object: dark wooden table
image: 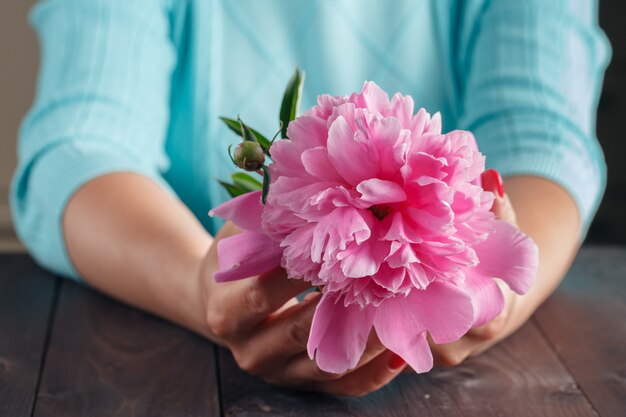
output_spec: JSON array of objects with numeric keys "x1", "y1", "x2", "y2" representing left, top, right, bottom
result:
[{"x1": 1, "y1": 246, "x2": 625, "y2": 417}]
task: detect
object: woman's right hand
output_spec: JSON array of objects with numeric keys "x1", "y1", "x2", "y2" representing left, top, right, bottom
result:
[{"x1": 197, "y1": 221, "x2": 408, "y2": 397}]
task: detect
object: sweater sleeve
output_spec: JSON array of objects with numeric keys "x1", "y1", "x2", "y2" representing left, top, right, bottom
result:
[
  {"x1": 10, "y1": 0, "x2": 176, "y2": 281},
  {"x1": 456, "y1": 0, "x2": 611, "y2": 237}
]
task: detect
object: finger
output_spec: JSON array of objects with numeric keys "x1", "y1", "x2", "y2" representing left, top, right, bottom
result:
[
  {"x1": 481, "y1": 168, "x2": 504, "y2": 200},
  {"x1": 272, "y1": 290, "x2": 320, "y2": 318},
  {"x1": 279, "y1": 329, "x2": 386, "y2": 384},
  {"x1": 308, "y1": 350, "x2": 407, "y2": 397},
  {"x1": 428, "y1": 331, "x2": 501, "y2": 367},
  {"x1": 302, "y1": 290, "x2": 321, "y2": 303},
  {"x1": 205, "y1": 221, "x2": 312, "y2": 337},
  {"x1": 230, "y1": 292, "x2": 321, "y2": 377},
  {"x1": 428, "y1": 333, "x2": 475, "y2": 367},
  {"x1": 492, "y1": 192, "x2": 517, "y2": 226},
  {"x1": 467, "y1": 280, "x2": 515, "y2": 339},
  {"x1": 481, "y1": 169, "x2": 517, "y2": 226},
  {"x1": 206, "y1": 265, "x2": 312, "y2": 340},
  {"x1": 466, "y1": 314, "x2": 507, "y2": 340},
  {"x1": 272, "y1": 296, "x2": 300, "y2": 315}
]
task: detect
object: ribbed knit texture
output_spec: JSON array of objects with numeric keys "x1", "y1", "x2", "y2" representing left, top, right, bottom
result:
[{"x1": 11, "y1": 0, "x2": 610, "y2": 281}]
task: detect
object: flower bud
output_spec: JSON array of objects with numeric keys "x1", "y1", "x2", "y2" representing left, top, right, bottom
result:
[{"x1": 233, "y1": 141, "x2": 265, "y2": 171}]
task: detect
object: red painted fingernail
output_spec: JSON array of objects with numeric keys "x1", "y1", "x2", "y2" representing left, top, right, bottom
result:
[
  {"x1": 481, "y1": 169, "x2": 504, "y2": 198},
  {"x1": 388, "y1": 353, "x2": 406, "y2": 370}
]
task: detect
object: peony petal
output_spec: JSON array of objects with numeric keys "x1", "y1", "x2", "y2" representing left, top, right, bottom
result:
[
  {"x1": 368, "y1": 116, "x2": 403, "y2": 177},
  {"x1": 372, "y1": 263, "x2": 407, "y2": 292},
  {"x1": 301, "y1": 147, "x2": 344, "y2": 182},
  {"x1": 311, "y1": 207, "x2": 372, "y2": 263},
  {"x1": 280, "y1": 224, "x2": 317, "y2": 278},
  {"x1": 448, "y1": 129, "x2": 479, "y2": 153},
  {"x1": 359, "y1": 81, "x2": 391, "y2": 114},
  {"x1": 214, "y1": 231, "x2": 283, "y2": 282},
  {"x1": 401, "y1": 152, "x2": 447, "y2": 186},
  {"x1": 404, "y1": 204, "x2": 454, "y2": 236},
  {"x1": 308, "y1": 186, "x2": 360, "y2": 217},
  {"x1": 461, "y1": 270, "x2": 505, "y2": 327},
  {"x1": 381, "y1": 211, "x2": 423, "y2": 243},
  {"x1": 407, "y1": 281, "x2": 474, "y2": 343},
  {"x1": 286, "y1": 114, "x2": 328, "y2": 149},
  {"x1": 308, "y1": 294, "x2": 375, "y2": 373},
  {"x1": 315, "y1": 94, "x2": 348, "y2": 118},
  {"x1": 374, "y1": 298, "x2": 433, "y2": 373},
  {"x1": 406, "y1": 263, "x2": 431, "y2": 289},
  {"x1": 327, "y1": 116, "x2": 378, "y2": 185},
  {"x1": 327, "y1": 102, "x2": 358, "y2": 131},
  {"x1": 356, "y1": 178, "x2": 406, "y2": 206},
  {"x1": 374, "y1": 282, "x2": 474, "y2": 372},
  {"x1": 392, "y1": 129, "x2": 412, "y2": 167},
  {"x1": 409, "y1": 108, "x2": 429, "y2": 139},
  {"x1": 385, "y1": 241, "x2": 419, "y2": 268},
  {"x1": 413, "y1": 132, "x2": 451, "y2": 160},
  {"x1": 318, "y1": 260, "x2": 348, "y2": 286},
  {"x1": 261, "y1": 205, "x2": 307, "y2": 241},
  {"x1": 270, "y1": 176, "x2": 336, "y2": 214},
  {"x1": 268, "y1": 139, "x2": 308, "y2": 178},
  {"x1": 338, "y1": 239, "x2": 389, "y2": 278},
  {"x1": 388, "y1": 93, "x2": 414, "y2": 127},
  {"x1": 209, "y1": 190, "x2": 263, "y2": 231},
  {"x1": 442, "y1": 131, "x2": 485, "y2": 187},
  {"x1": 473, "y1": 220, "x2": 538, "y2": 294},
  {"x1": 425, "y1": 111, "x2": 442, "y2": 134}
]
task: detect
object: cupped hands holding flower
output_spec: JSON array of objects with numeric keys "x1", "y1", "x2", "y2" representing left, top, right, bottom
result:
[
  {"x1": 197, "y1": 169, "x2": 531, "y2": 398},
  {"x1": 203, "y1": 80, "x2": 539, "y2": 394},
  {"x1": 198, "y1": 221, "x2": 409, "y2": 396}
]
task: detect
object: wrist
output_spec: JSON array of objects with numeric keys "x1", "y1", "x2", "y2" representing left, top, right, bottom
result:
[{"x1": 184, "y1": 238, "x2": 215, "y2": 340}]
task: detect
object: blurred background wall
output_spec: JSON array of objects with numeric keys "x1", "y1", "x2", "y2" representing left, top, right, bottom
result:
[
  {"x1": 589, "y1": 2, "x2": 626, "y2": 243},
  {"x1": 0, "y1": 1, "x2": 624, "y2": 251},
  {"x1": 0, "y1": 0, "x2": 36, "y2": 251}
]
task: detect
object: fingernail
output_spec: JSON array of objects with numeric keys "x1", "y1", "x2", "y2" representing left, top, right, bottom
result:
[
  {"x1": 481, "y1": 169, "x2": 504, "y2": 198},
  {"x1": 388, "y1": 353, "x2": 406, "y2": 370},
  {"x1": 302, "y1": 291, "x2": 321, "y2": 303}
]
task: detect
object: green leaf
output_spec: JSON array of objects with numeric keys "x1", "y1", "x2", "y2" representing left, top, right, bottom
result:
[
  {"x1": 231, "y1": 172, "x2": 262, "y2": 192},
  {"x1": 227, "y1": 144, "x2": 237, "y2": 166},
  {"x1": 219, "y1": 116, "x2": 271, "y2": 151},
  {"x1": 279, "y1": 68, "x2": 305, "y2": 138},
  {"x1": 218, "y1": 180, "x2": 246, "y2": 198},
  {"x1": 237, "y1": 116, "x2": 258, "y2": 143},
  {"x1": 261, "y1": 166, "x2": 271, "y2": 204}
]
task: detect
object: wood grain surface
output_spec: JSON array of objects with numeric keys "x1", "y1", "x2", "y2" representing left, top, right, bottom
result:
[
  {"x1": 217, "y1": 321, "x2": 599, "y2": 417},
  {"x1": 1, "y1": 247, "x2": 624, "y2": 417},
  {"x1": 31, "y1": 281, "x2": 220, "y2": 417},
  {"x1": 0, "y1": 255, "x2": 58, "y2": 417},
  {"x1": 534, "y1": 246, "x2": 626, "y2": 417}
]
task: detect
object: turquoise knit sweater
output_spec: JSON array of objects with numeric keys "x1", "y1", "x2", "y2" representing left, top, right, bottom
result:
[{"x1": 11, "y1": 0, "x2": 610, "y2": 281}]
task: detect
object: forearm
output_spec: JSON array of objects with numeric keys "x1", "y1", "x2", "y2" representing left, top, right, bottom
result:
[
  {"x1": 63, "y1": 172, "x2": 213, "y2": 337},
  {"x1": 504, "y1": 175, "x2": 581, "y2": 325}
]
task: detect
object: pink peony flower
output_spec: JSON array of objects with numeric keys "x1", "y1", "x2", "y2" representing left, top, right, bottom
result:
[{"x1": 210, "y1": 82, "x2": 538, "y2": 374}]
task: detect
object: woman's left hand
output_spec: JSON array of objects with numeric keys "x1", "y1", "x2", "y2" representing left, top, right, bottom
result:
[{"x1": 427, "y1": 169, "x2": 530, "y2": 367}]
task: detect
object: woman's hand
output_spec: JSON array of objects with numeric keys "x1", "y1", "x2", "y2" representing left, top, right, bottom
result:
[
  {"x1": 197, "y1": 221, "x2": 408, "y2": 397},
  {"x1": 427, "y1": 170, "x2": 546, "y2": 367},
  {"x1": 199, "y1": 171, "x2": 581, "y2": 388}
]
